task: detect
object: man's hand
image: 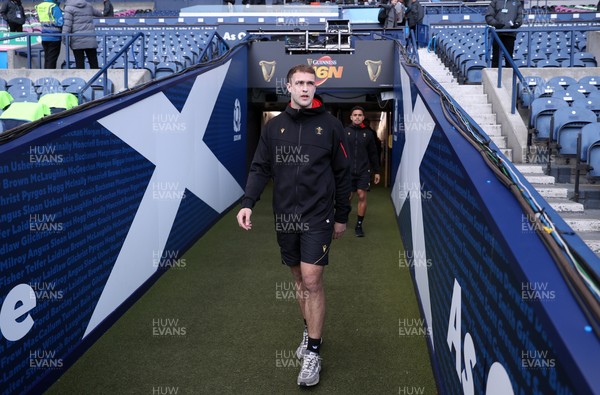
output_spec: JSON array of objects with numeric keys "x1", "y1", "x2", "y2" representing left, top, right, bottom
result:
[
  {"x1": 374, "y1": 174, "x2": 381, "y2": 185},
  {"x1": 237, "y1": 208, "x2": 253, "y2": 230},
  {"x1": 333, "y1": 222, "x2": 346, "y2": 240}
]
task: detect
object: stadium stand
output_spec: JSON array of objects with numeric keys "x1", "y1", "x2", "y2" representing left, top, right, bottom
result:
[{"x1": 550, "y1": 106, "x2": 597, "y2": 156}]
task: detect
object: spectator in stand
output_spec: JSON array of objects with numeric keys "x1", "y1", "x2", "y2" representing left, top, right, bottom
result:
[
  {"x1": 405, "y1": 0, "x2": 423, "y2": 37},
  {"x1": 35, "y1": 0, "x2": 63, "y2": 69},
  {"x1": 380, "y1": 0, "x2": 405, "y2": 29},
  {"x1": 0, "y1": 0, "x2": 25, "y2": 32},
  {"x1": 485, "y1": 0, "x2": 523, "y2": 67},
  {"x1": 62, "y1": 0, "x2": 103, "y2": 69},
  {"x1": 103, "y1": 0, "x2": 114, "y2": 17}
]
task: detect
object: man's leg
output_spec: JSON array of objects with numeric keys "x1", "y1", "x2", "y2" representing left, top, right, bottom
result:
[
  {"x1": 44, "y1": 41, "x2": 61, "y2": 69},
  {"x1": 73, "y1": 49, "x2": 86, "y2": 69},
  {"x1": 300, "y1": 262, "x2": 324, "y2": 342},
  {"x1": 296, "y1": 261, "x2": 324, "y2": 387},
  {"x1": 355, "y1": 188, "x2": 367, "y2": 237},
  {"x1": 491, "y1": 41, "x2": 500, "y2": 68},
  {"x1": 290, "y1": 264, "x2": 306, "y2": 320},
  {"x1": 86, "y1": 48, "x2": 99, "y2": 69}
]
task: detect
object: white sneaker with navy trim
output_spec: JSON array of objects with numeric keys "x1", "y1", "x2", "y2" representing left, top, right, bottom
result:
[
  {"x1": 297, "y1": 350, "x2": 321, "y2": 387},
  {"x1": 295, "y1": 327, "x2": 308, "y2": 360}
]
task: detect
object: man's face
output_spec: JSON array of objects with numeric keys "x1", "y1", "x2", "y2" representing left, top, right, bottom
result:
[
  {"x1": 350, "y1": 109, "x2": 364, "y2": 126},
  {"x1": 287, "y1": 71, "x2": 316, "y2": 109}
]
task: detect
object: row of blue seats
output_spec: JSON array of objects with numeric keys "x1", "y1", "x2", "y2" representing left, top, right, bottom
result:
[
  {"x1": 528, "y1": 98, "x2": 600, "y2": 179},
  {"x1": 435, "y1": 29, "x2": 595, "y2": 84},
  {"x1": 520, "y1": 75, "x2": 600, "y2": 107},
  {"x1": 0, "y1": 77, "x2": 114, "y2": 104}
]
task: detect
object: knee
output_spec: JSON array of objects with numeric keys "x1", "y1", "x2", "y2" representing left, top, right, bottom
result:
[{"x1": 301, "y1": 275, "x2": 323, "y2": 293}]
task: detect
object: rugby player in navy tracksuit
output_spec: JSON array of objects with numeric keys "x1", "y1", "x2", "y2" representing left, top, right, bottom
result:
[
  {"x1": 345, "y1": 106, "x2": 381, "y2": 237},
  {"x1": 237, "y1": 64, "x2": 351, "y2": 387}
]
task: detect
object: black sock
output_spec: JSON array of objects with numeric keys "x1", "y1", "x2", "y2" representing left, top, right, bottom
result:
[
  {"x1": 307, "y1": 337, "x2": 321, "y2": 354},
  {"x1": 357, "y1": 216, "x2": 364, "y2": 226}
]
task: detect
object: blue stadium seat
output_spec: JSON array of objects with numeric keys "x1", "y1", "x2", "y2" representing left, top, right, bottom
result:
[
  {"x1": 530, "y1": 97, "x2": 569, "y2": 140},
  {"x1": 572, "y1": 97, "x2": 600, "y2": 122},
  {"x1": 551, "y1": 90, "x2": 586, "y2": 104},
  {"x1": 155, "y1": 62, "x2": 178, "y2": 79},
  {"x1": 575, "y1": 52, "x2": 597, "y2": 67},
  {"x1": 65, "y1": 84, "x2": 93, "y2": 104},
  {"x1": 7, "y1": 77, "x2": 33, "y2": 89},
  {"x1": 579, "y1": 76, "x2": 600, "y2": 89},
  {"x1": 567, "y1": 84, "x2": 593, "y2": 97},
  {"x1": 8, "y1": 86, "x2": 38, "y2": 102},
  {"x1": 519, "y1": 76, "x2": 545, "y2": 108},
  {"x1": 584, "y1": 126, "x2": 600, "y2": 179},
  {"x1": 463, "y1": 59, "x2": 485, "y2": 84},
  {"x1": 35, "y1": 77, "x2": 64, "y2": 96},
  {"x1": 547, "y1": 76, "x2": 578, "y2": 89},
  {"x1": 536, "y1": 59, "x2": 560, "y2": 68},
  {"x1": 62, "y1": 77, "x2": 87, "y2": 88},
  {"x1": 580, "y1": 122, "x2": 600, "y2": 163},
  {"x1": 551, "y1": 107, "x2": 597, "y2": 156},
  {"x1": 0, "y1": 78, "x2": 7, "y2": 91},
  {"x1": 91, "y1": 77, "x2": 114, "y2": 100}
]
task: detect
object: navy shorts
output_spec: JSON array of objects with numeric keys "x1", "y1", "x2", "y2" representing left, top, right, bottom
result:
[
  {"x1": 351, "y1": 171, "x2": 371, "y2": 192},
  {"x1": 276, "y1": 227, "x2": 333, "y2": 266}
]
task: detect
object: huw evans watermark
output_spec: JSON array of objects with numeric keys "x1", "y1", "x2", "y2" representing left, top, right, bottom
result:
[
  {"x1": 275, "y1": 349, "x2": 303, "y2": 368},
  {"x1": 275, "y1": 146, "x2": 309, "y2": 166},
  {"x1": 29, "y1": 145, "x2": 63, "y2": 164},
  {"x1": 152, "y1": 318, "x2": 187, "y2": 337},
  {"x1": 521, "y1": 282, "x2": 556, "y2": 302},
  {"x1": 29, "y1": 214, "x2": 64, "y2": 232},
  {"x1": 152, "y1": 113, "x2": 187, "y2": 133},
  {"x1": 397, "y1": 182, "x2": 432, "y2": 200},
  {"x1": 521, "y1": 349, "x2": 556, "y2": 370},
  {"x1": 152, "y1": 182, "x2": 186, "y2": 200},
  {"x1": 151, "y1": 386, "x2": 180, "y2": 395},
  {"x1": 399, "y1": 318, "x2": 432, "y2": 337},
  {"x1": 274, "y1": 213, "x2": 309, "y2": 233},
  {"x1": 29, "y1": 350, "x2": 63, "y2": 369},
  {"x1": 275, "y1": 281, "x2": 309, "y2": 301},
  {"x1": 152, "y1": 250, "x2": 187, "y2": 269},
  {"x1": 399, "y1": 250, "x2": 432, "y2": 269},
  {"x1": 29, "y1": 282, "x2": 63, "y2": 301}
]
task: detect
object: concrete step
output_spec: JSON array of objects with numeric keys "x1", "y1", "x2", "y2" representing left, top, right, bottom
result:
[
  {"x1": 452, "y1": 95, "x2": 489, "y2": 106},
  {"x1": 533, "y1": 185, "x2": 569, "y2": 199},
  {"x1": 491, "y1": 135, "x2": 507, "y2": 148},
  {"x1": 481, "y1": 124, "x2": 502, "y2": 136},
  {"x1": 442, "y1": 85, "x2": 485, "y2": 96},
  {"x1": 461, "y1": 103, "x2": 493, "y2": 114},
  {"x1": 583, "y1": 239, "x2": 600, "y2": 254},
  {"x1": 546, "y1": 198, "x2": 585, "y2": 213},
  {"x1": 470, "y1": 113, "x2": 497, "y2": 125},
  {"x1": 500, "y1": 148, "x2": 513, "y2": 161},
  {"x1": 515, "y1": 164, "x2": 545, "y2": 174},
  {"x1": 523, "y1": 174, "x2": 556, "y2": 184},
  {"x1": 561, "y1": 216, "x2": 600, "y2": 232}
]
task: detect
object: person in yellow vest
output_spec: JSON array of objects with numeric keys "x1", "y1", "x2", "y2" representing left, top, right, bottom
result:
[{"x1": 35, "y1": 0, "x2": 64, "y2": 69}]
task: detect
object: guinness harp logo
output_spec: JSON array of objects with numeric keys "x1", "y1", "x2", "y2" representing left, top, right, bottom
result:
[
  {"x1": 259, "y1": 60, "x2": 276, "y2": 82},
  {"x1": 364, "y1": 60, "x2": 382, "y2": 82}
]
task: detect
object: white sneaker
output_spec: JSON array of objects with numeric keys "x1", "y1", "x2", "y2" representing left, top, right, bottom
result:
[
  {"x1": 297, "y1": 350, "x2": 321, "y2": 387},
  {"x1": 295, "y1": 327, "x2": 308, "y2": 360}
]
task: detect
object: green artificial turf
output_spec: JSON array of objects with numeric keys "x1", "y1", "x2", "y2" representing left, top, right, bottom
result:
[{"x1": 47, "y1": 184, "x2": 437, "y2": 394}]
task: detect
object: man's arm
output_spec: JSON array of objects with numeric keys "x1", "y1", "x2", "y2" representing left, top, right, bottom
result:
[
  {"x1": 237, "y1": 130, "x2": 272, "y2": 230},
  {"x1": 367, "y1": 131, "x2": 381, "y2": 181},
  {"x1": 331, "y1": 122, "x2": 351, "y2": 227}
]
